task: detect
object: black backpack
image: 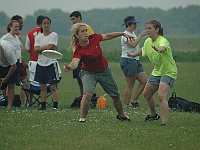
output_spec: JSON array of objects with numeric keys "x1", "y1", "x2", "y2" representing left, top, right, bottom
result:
[
  {"x1": 0, "y1": 94, "x2": 7, "y2": 106},
  {"x1": 70, "y1": 94, "x2": 98, "y2": 109},
  {"x1": 0, "y1": 94, "x2": 21, "y2": 107},
  {"x1": 168, "y1": 92, "x2": 200, "y2": 113}
]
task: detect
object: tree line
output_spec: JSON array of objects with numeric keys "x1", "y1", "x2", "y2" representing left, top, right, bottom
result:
[{"x1": 0, "y1": 5, "x2": 199, "y2": 37}]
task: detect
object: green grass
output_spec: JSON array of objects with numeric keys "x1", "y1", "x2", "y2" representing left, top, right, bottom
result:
[{"x1": 1, "y1": 62, "x2": 200, "y2": 150}]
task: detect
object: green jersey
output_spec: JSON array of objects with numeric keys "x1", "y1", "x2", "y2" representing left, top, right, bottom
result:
[{"x1": 142, "y1": 36, "x2": 177, "y2": 79}]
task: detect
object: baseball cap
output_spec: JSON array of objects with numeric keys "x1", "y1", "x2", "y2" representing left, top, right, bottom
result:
[{"x1": 122, "y1": 18, "x2": 139, "y2": 26}]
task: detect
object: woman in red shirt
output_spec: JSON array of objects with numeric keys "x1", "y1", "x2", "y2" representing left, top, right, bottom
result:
[{"x1": 64, "y1": 23, "x2": 133, "y2": 122}]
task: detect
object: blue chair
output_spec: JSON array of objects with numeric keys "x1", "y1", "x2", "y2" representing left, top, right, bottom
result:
[
  {"x1": 22, "y1": 61, "x2": 52, "y2": 107},
  {"x1": 23, "y1": 84, "x2": 52, "y2": 106}
]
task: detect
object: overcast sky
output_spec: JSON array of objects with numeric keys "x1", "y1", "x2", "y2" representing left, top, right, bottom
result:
[{"x1": 1, "y1": 0, "x2": 200, "y2": 18}]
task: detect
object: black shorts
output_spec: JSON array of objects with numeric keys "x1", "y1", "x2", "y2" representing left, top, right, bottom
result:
[
  {"x1": 0, "y1": 61, "x2": 19, "y2": 89},
  {"x1": 34, "y1": 63, "x2": 61, "y2": 84}
]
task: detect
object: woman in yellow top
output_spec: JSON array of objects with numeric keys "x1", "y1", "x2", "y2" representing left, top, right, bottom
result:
[{"x1": 128, "y1": 20, "x2": 177, "y2": 126}]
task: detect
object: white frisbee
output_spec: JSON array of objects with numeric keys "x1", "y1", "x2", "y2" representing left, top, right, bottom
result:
[{"x1": 42, "y1": 50, "x2": 63, "y2": 59}]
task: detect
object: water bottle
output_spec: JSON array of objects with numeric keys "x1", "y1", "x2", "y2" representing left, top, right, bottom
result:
[{"x1": 97, "y1": 94, "x2": 107, "y2": 109}]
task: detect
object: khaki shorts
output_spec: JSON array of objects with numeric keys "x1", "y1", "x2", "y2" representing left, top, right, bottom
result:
[{"x1": 80, "y1": 66, "x2": 120, "y2": 97}]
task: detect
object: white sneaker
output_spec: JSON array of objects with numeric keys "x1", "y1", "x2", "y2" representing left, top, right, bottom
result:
[{"x1": 79, "y1": 118, "x2": 86, "y2": 122}]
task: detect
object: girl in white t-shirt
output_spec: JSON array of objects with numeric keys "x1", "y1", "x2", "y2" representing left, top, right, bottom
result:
[
  {"x1": 34, "y1": 16, "x2": 61, "y2": 110},
  {"x1": 120, "y1": 16, "x2": 147, "y2": 108}
]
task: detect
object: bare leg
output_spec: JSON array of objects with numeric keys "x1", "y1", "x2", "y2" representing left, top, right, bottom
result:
[
  {"x1": 20, "y1": 78, "x2": 29, "y2": 106},
  {"x1": 80, "y1": 92, "x2": 93, "y2": 118},
  {"x1": 77, "y1": 78, "x2": 83, "y2": 95},
  {"x1": 143, "y1": 83, "x2": 158, "y2": 115},
  {"x1": 6, "y1": 84, "x2": 15, "y2": 110},
  {"x1": 111, "y1": 96, "x2": 126, "y2": 117},
  {"x1": 50, "y1": 83, "x2": 58, "y2": 102},
  {"x1": 133, "y1": 72, "x2": 147, "y2": 100},
  {"x1": 157, "y1": 82, "x2": 171, "y2": 124},
  {"x1": 124, "y1": 76, "x2": 136, "y2": 105},
  {"x1": 40, "y1": 83, "x2": 47, "y2": 102}
]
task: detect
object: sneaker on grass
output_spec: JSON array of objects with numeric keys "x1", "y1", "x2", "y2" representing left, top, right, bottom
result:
[
  {"x1": 116, "y1": 115, "x2": 131, "y2": 121},
  {"x1": 79, "y1": 118, "x2": 86, "y2": 122},
  {"x1": 145, "y1": 114, "x2": 160, "y2": 122},
  {"x1": 131, "y1": 102, "x2": 140, "y2": 108}
]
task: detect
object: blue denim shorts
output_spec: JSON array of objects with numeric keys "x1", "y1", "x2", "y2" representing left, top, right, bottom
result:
[
  {"x1": 120, "y1": 58, "x2": 144, "y2": 77},
  {"x1": 148, "y1": 74, "x2": 175, "y2": 88}
]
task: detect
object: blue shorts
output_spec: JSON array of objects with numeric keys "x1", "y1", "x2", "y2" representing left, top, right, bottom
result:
[
  {"x1": 120, "y1": 58, "x2": 144, "y2": 77},
  {"x1": 148, "y1": 75, "x2": 175, "y2": 88},
  {"x1": 80, "y1": 66, "x2": 120, "y2": 97},
  {"x1": 34, "y1": 63, "x2": 61, "y2": 84}
]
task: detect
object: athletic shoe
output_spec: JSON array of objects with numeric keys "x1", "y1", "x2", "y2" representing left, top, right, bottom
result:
[
  {"x1": 116, "y1": 115, "x2": 131, "y2": 121},
  {"x1": 52, "y1": 108, "x2": 58, "y2": 110},
  {"x1": 79, "y1": 118, "x2": 86, "y2": 122},
  {"x1": 131, "y1": 102, "x2": 140, "y2": 108},
  {"x1": 161, "y1": 123, "x2": 167, "y2": 126},
  {"x1": 145, "y1": 114, "x2": 160, "y2": 122}
]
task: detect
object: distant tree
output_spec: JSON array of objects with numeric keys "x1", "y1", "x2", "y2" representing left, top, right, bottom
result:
[
  {"x1": 0, "y1": 12, "x2": 9, "y2": 35},
  {"x1": 1, "y1": 6, "x2": 200, "y2": 36}
]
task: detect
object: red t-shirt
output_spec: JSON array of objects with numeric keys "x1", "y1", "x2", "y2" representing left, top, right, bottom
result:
[
  {"x1": 73, "y1": 34, "x2": 108, "y2": 73},
  {"x1": 27, "y1": 27, "x2": 41, "y2": 61}
]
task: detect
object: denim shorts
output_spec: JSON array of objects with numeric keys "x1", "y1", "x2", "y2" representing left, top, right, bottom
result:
[
  {"x1": 120, "y1": 58, "x2": 144, "y2": 77},
  {"x1": 80, "y1": 66, "x2": 120, "y2": 97},
  {"x1": 148, "y1": 74, "x2": 175, "y2": 88}
]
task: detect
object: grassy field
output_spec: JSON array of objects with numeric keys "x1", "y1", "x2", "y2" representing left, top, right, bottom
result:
[{"x1": 1, "y1": 62, "x2": 200, "y2": 150}]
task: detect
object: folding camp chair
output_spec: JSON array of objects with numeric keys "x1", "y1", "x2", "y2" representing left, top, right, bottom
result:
[
  {"x1": 23, "y1": 84, "x2": 52, "y2": 106},
  {"x1": 22, "y1": 61, "x2": 52, "y2": 107}
]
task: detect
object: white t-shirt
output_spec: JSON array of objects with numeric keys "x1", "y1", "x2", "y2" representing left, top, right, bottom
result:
[
  {"x1": 1, "y1": 33, "x2": 22, "y2": 62},
  {"x1": 0, "y1": 40, "x2": 18, "y2": 67},
  {"x1": 121, "y1": 30, "x2": 139, "y2": 60},
  {"x1": 34, "y1": 32, "x2": 58, "y2": 66}
]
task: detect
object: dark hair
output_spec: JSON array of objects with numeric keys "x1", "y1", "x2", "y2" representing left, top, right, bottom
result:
[
  {"x1": 11, "y1": 15, "x2": 23, "y2": 21},
  {"x1": 146, "y1": 20, "x2": 164, "y2": 36},
  {"x1": 40, "y1": 16, "x2": 51, "y2": 33},
  {"x1": 6, "y1": 20, "x2": 19, "y2": 32},
  {"x1": 36, "y1": 15, "x2": 44, "y2": 25},
  {"x1": 124, "y1": 16, "x2": 135, "y2": 28},
  {"x1": 70, "y1": 11, "x2": 82, "y2": 20}
]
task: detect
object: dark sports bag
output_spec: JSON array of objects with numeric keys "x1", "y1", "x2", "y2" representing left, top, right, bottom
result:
[
  {"x1": 168, "y1": 92, "x2": 200, "y2": 113},
  {"x1": 0, "y1": 94, "x2": 21, "y2": 107},
  {"x1": 70, "y1": 94, "x2": 98, "y2": 109},
  {"x1": 12, "y1": 95, "x2": 21, "y2": 107},
  {"x1": 0, "y1": 94, "x2": 7, "y2": 106}
]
